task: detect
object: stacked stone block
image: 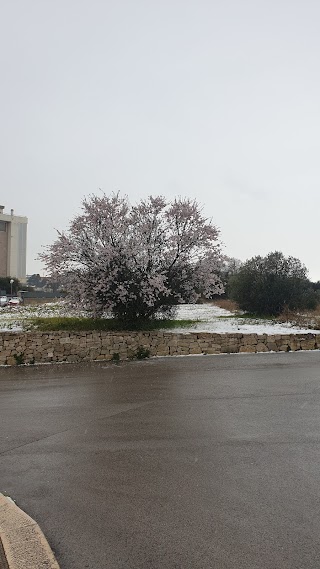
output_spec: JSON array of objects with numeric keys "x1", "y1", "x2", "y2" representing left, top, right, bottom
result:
[{"x1": 0, "y1": 331, "x2": 319, "y2": 365}]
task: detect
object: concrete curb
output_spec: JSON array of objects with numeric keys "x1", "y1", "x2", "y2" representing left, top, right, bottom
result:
[{"x1": 0, "y1": 494, "x2": 60, "y2": 569}]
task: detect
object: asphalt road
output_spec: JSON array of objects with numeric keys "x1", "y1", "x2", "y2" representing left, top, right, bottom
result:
[{"x1": 1, "y1": 351, "x2": 320, "y2": 569}]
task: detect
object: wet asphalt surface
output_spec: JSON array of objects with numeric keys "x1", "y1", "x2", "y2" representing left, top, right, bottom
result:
[{"x1": 1, "y1": 351, "x2": 320, "y2": 569}]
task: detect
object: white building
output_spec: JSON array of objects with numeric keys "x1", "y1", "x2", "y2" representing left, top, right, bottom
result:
[{"x1": 0, "y1": 206, "x2": 28, "y2": 283}]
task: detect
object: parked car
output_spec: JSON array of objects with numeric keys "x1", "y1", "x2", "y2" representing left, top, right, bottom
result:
[
  {"x1": 8, "y1": 297, "x2": 21, "y2": 307},
  {"x1": 0, "y1": 296, "x2": 8, "y2": 307}
]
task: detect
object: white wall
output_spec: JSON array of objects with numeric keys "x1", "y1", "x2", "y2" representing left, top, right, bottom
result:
[{"x1": 0, "y1": 210, "x2": 28, "y2": 281}]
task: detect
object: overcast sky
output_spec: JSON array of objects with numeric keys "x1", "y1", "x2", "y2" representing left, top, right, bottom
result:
[{"x1": 1, "y1": 0, "x2": 319, "y2": 280}]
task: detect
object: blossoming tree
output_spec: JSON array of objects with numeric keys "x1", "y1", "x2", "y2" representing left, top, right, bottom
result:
[{"x1": 40, "y1": 192, "x2": 224, "y2": 322}]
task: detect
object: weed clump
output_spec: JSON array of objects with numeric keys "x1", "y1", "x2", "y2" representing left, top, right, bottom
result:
[
  {"x1": 134, "y1": 346, "x2": 150, "y2": 360},
  {"x1": 13, "y1": 353, "x2": 25, "y2": 365}
]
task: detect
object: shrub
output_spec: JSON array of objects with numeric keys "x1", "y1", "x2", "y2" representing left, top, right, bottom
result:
[{"x1": 229, "y1": 251, "x2": 316, "y2": 316}]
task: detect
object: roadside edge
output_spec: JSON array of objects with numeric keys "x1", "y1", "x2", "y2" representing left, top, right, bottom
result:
[{"x1": 0, "y1": 493, "x2": 60, "y2": 569}]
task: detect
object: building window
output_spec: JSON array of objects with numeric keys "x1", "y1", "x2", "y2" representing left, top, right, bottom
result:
[{"x1": 0, "y1": 221, "x2": 7, "y2": 231}]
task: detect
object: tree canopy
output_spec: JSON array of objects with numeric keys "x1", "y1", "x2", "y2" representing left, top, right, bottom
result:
[
  {"x1": 0, "y1": 277, "x2": 20, "y2": 295},
  {"x1": 229, "y1": 251, "x2": 316, "y2": 315},
  {"x1": 40, "y1": 192, "x2": 224, "y2": 322}
]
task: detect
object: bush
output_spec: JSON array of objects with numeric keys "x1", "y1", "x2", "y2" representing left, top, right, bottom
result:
[{"x1": 229, "y1": 251, "x2": 316, "y2": 316}]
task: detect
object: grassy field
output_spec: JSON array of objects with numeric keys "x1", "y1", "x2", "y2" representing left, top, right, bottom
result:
[
  {"x1": 29, "y1": 317, "x2": 197, "y2": 332},
  {"x1": 0, "y1": 300, "x2": 319, "y2": 333}
]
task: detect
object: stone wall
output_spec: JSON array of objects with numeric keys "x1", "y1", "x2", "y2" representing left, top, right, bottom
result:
[{"x1": 0, "y1": 331, "x2": 319, "y2": 365}]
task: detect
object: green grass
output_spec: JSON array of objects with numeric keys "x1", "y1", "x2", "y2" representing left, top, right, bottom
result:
[
  {"x1": 236, "y1": 313, "x2": 277, "y2": 320},
  {"x1": 218, "y1": 313, "x2": 276, "y2": 320},
  {"x1": 28, "y1": 317, "x2": 197, "y2": 332}
]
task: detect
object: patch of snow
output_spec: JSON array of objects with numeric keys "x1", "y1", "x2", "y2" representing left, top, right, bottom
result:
[
  {"x1": 0, "y1": 301, "x2": 319, "y2": 335},
  {"x1": 170, "y1": 304, "x2": 320, "y2": 335},
  {"x1": 0, "y1": 301, "x2": 86, "y2": 332},
  {"x1": 174, "y1": 304, "x2": 232, "y2": 320}
]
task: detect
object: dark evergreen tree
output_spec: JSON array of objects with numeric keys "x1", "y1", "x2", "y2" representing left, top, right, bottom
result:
[{"x1": 229, "y1": 251, "x2": 316, "y2": 315}]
